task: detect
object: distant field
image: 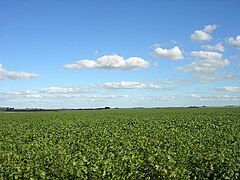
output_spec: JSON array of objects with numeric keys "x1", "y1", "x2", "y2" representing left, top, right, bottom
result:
[{"x1": 0, "y1": 108, "x2": 240, "y2": 179}]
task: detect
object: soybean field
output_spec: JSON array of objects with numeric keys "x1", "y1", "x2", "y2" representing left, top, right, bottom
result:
[{"x1": 0, "y1": 108, "x2": 240, "y2": 179}]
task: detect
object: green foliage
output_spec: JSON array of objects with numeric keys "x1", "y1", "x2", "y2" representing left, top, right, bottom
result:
[{"x1": 0, "y1": 108, "x2": 240, "y2": 179}]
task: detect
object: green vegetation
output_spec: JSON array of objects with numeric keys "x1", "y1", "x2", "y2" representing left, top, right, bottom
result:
[{"x1": 0, "y1": 108, "x2": 240, "y2": 179}]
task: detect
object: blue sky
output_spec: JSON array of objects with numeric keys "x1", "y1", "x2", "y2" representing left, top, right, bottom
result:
[{"x1": 0, "y1": 0, "x2": 240, "y2": 108}]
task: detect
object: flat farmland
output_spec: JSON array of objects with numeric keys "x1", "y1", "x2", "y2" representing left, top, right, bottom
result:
[{"x1": 0, "y1": 108, "x2": 240, "y2": 179}]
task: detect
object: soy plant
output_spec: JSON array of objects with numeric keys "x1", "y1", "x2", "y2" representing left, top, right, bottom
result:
[{"x1": 0, "y1": 108, "x2": 240, "y2": 179}]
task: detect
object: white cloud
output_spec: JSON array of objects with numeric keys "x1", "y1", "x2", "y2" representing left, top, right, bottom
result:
[
  {"x1": 63, "y1": 55, "x2": 149, "y2": 70},
  {"x1": 5, "y1": 90, "x2": 39, "y2": 96},
  {"x1": 84, "y1": 94, "x2": 129, "y2": 103},
  {"x1": 41, "y1": 87, "x2": 88, "y2": 94},
  {"x1": 95, "y1": 81, "x2": 160, "y2": 89},
  {"x1": 101, "y1": 81, "x2": 145, "y2": 89},
  {"x1": 188, "y1": 93, "x2": 240, "y2": 101},
  {"x1": 85, "y1": 94, "x2": 129, "y2": 99},
  {"x1": 202, "y1": 43, "x2": 225, "y2": 52},
  {"x1": 190, "y1": 24, "x2": 217, "y2": 42},
  {"x1": 148, "y1": 83, "x2": 160, "y2": 89},
  {"x1": 190, "y1": 51, "x2": 220, "y2": 59},
  {"x1": 219, "y1": 86, "x2": 240, "y2": 92},
  {"x1": 196, "y1": 73, "x2": 240, "y2": 83},
  {"x1": 0, "y1": 87, "x2": 89, "y2": 101},
  {"x1": 135, "y1": 95, "x2": 177, "y2": 102},
  {"x1": 191, "y1": 30, "x2": 212, "y2": 41},
  {"x1": 203, "y1": 24, "x2": 217, "y2": 33},
  {"x1": 1, "y1": 81, "x2": 161, "y2": 104},
  {"x1": 176, "y1": 51, "x2": 229, "y2": 73},
  {"x1": 227, "y1": 35, "x2": 240, "y2": 49},
  {"x1": 188, "y1": 94, "x2": 201, "y2": 98},
  {"x1": 0, "y1": 87, "x2": 131, "y2": 108},
  {"x1": 161, "y1": 79, "x2": 193, "y2": 85},
  {"x1": 155, "y1": 46, "x2": 183, "y2": 60},
  {"x1": 161, "y1": 73, "x2": 239, "y2": 84},
  {"x1": 0, "y1": 63, "x2": 39, "y2": 80},
  {"x1": 25, "y1": 94, "x2": 42, "y2": 98}
]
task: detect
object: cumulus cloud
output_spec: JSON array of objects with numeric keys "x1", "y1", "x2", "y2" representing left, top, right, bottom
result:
[
  {"x1": 94, "y1": 81, "x2": 160, "y2": 89},
  {"x1": 202, "y1": 43, "x2": 225, "y2": 52},
  {"x1": 41, "y1": 87, "x2": 89, "y2": 94},
  {"x1": 154, "y1": 46, "x2": 183, "y2": 60},
  {"x1": 0, "y1": 63, "x2": 39, "y2": 80},
  {"x1": 190, "y1": 24, "x2": 217, "y2": 42},
  {"x1": 176, "y1": 51, "x2": 229, "y2": 73},
  {"x1": 203, "y1": 24, "x2": 218, "y2": 33},
  {"x1": 227, "y1": 35, "x2": 240, "y2": 49},
  {"x1": 63, "y1": 55, "x2": 149, "y2": 70},
  {"x1": 219, "y1": 86, "x2": 240, "y2": 92}
]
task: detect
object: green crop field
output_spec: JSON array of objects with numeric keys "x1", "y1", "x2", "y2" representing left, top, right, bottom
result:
[{"x1": 0, "y1": 108, "x2": 240, "y2": 179}]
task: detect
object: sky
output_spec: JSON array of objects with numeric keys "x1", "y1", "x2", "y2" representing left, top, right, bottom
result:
[{"x1": 0, "y1": 0, "x2": 240, "y2": 108}]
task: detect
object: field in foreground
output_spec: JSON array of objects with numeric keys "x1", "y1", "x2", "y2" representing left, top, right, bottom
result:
[{"x1": 0, "y1": 108, "x2": 240, "y2": 179}]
